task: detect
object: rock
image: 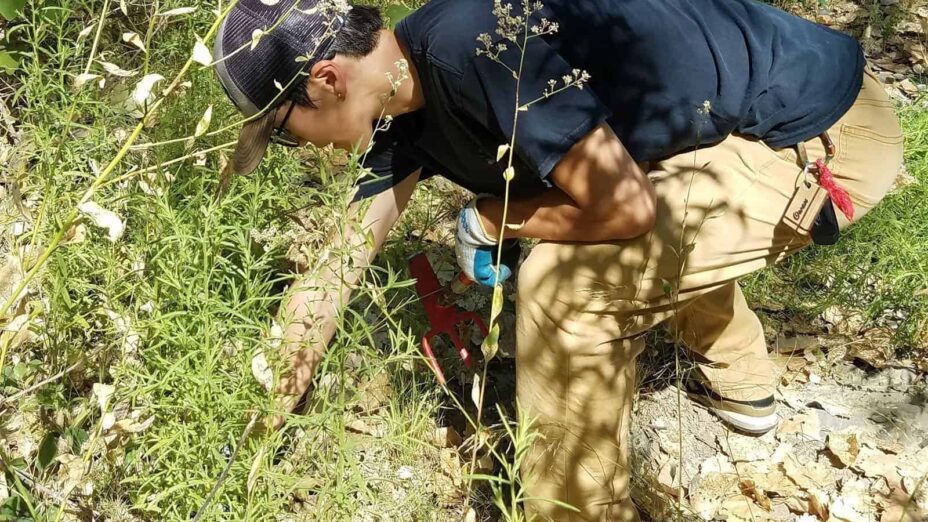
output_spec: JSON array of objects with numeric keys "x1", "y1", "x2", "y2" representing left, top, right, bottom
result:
[
  {"x1": 430, "y1": 426, "x2": 463, "y2": 448},
  {"x1": 899, "y1": 78, "x2": 919, "y2": 95}
]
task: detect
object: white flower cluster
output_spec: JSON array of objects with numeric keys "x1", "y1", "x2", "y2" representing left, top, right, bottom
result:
[
  {"x1": 543, "y1": 68, "x2": 591, "y2": 98},
  {"x1": 383, "y1": 58, "x2": 410, "y2": 102},
  {"x1": 530, "y1": 17, "x2": 558, "y2": 36}
]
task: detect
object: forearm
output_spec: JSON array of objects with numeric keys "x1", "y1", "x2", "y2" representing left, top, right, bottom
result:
[
  {"x1": 477, "y1": 172, "x2": 655, "y2": 242},
  {"x1": 273, "y1": 171, "x2": 418, "y2": 407}
]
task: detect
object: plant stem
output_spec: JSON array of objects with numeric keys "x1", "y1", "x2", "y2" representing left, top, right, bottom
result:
[
  {"x1": 467, "y1": 8, "x2": 531, "y2": 503},
  {"x1": 191, "y1": 412, "x2": 260, "y2": 521}
]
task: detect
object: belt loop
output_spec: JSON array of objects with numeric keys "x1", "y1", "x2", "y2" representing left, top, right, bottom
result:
[
  {"x1": 820, "y1": 131, "x2": 836, "y2": 164},
  {"x1": 793, "y1": 132, "x2": 837, "y2": 176}
]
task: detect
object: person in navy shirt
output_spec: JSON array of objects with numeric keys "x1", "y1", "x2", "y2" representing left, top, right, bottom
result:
[{"x1": 215, "y1": 0, "x2": 903, "y2": 518}]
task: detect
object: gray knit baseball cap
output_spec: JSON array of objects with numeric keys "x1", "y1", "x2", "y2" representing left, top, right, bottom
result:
[{"x1": 215, "y1": 0, "x2": 348, "y2": 175}]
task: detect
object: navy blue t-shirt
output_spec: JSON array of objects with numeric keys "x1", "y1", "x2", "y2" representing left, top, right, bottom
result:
[{"x1": 356, "y1": 0, "x2": 864, "y2": 200}]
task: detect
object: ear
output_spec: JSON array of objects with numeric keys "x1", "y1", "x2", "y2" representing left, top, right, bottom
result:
[{"x1": 309, "y1": 60, "x2": 345, "y2": 100}]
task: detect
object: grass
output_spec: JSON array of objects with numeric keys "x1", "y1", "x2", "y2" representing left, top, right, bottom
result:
[{"x1": 0, "y1": 0, "x2": 926, "y2": 520}]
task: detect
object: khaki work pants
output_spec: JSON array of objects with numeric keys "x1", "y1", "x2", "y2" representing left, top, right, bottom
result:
[{"x1": 516, "y1": 69, "x2": 904, "y2": 521}]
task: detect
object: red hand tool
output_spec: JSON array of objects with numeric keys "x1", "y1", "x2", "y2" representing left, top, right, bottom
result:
[{"x1": 408, "y1": 253, "x2": 488, "y2": 385}]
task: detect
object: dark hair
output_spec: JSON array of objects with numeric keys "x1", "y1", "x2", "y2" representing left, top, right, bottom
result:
[{"x1": 289, "y1": 5, "x2": 383, "y2": 107}]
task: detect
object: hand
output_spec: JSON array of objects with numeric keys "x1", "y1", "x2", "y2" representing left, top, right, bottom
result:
[{"x1": 455, "y1": 198, "x2": 521, "y2": 286}]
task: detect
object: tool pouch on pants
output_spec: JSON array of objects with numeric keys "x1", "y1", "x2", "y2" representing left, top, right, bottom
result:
[{"x1": 782, "y1": 132, "x2": 843, "y2": 245}]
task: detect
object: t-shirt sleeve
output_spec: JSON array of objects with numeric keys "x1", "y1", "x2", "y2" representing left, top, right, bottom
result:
[
  {"x1": 464, "y1": 36, "x2": 612, "y2": 180},
  {"x1": 352, "y1": 124, "x2": 424, "y2": 202}
]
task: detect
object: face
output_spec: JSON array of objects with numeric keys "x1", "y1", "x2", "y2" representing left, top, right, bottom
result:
[{"x1": 273, "y1": 61, "x2": 375, "y2": 152}]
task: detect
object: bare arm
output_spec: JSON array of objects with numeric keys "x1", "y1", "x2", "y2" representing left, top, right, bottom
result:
[
  {"x1": 478, "y1": 124, "x2": 656, "y2": 242},
  {"x1": 270, "y1": 171, "x2": 420, "y2": 426}
]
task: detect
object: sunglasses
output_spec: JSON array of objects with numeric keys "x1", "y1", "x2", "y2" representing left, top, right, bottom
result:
[{"x1": 270, "y1": 102, "x2": 299, "y2": 147}]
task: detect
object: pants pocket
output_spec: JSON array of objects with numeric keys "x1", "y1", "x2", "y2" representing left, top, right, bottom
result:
[{"x1": 833, "y1": 120, "x2": 904, "y2": 212}]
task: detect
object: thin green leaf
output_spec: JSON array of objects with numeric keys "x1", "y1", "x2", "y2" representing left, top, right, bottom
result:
[
  {"x1": 490, "y1": 284, "x2": 503, "y2": 323},
  {"x1": 481, "y1": 323, "x2": 499, "y2": 361}
]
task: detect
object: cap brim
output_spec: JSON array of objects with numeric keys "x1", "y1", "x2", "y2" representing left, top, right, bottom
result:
[{"x1": 231, "y1": 110, "x2": 276, "y2": 175}]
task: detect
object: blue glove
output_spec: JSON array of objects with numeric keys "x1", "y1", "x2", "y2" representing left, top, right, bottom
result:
[{"x1": 455, "y1": 198, "x2": 521, "y2": 287}]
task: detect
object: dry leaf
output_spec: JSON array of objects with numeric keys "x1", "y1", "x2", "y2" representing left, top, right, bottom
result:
[
  {"x1": 78, "y1": 25, "x2": 94, "y2": 38},
  {"x1": 756, "y1": 466, "x2": 800, "y2": 497},
  {"x1": 251, "y1": 350, "x2": 273, "y2": 392},
  {"x1": 74, "y1": 73, "x2": 105, "y2": 90},
  {"x1": 828, "y1": 431, "x2": 861, "y2": 467},
  {"x1": 101, "y1": 412, "x2": 116, "y2": 432},
  {"x1": 808, "y1": 489, "x2": 830, "y2": 520},
  {"x1": 880, "y1": 503, "x2": 926, "y2": 522},
  {"x1": 740, "y1": 478, "x2": 773, "y2": 511},
  {"x1": 159, "y1": 6, "x2": 196, "y2": 16},
  {"x1": 776, "y1": 413, "x2": 821, "y2": 441},
  {"x1": 192, "y1": 37, "x2": 212, "y2": 66},
  {"x1": 783, "y1": 454, "x2": 835, "y2": 490},
  {"x1": 99, "y1": 60, "x2": 137, "y2": 77},
  {"x1": 690, "y1": 463, "x2": 738, "y2": 520},
  {"x1": 62, "y1": 223, "x2": 87, "y2": 245},
  {"x1": 0, "y1": 254, "x2": 26, "y2": 320},
  {"x1": 471, "y1": 372, "x2": 481, "y2": 407},
  {"x1": 247, "y1": 446, "x2": 265, "y2": 494},
  {"x1": 194, "y1": 105, "x2": 212, "y2": 137},
  {"x1": 345, "y1": 417, "x2": 385, "y2": 437},
  {"x1": 104, "y1": 309, "x2": 140, "y2": 356},
  {"x1": 717, "y1": 495, "x2": 769, "y2": 522},
  {"x1": 131, "y1": 73, "x2": 165, "y2": 106},
  {"x1": 719, "y1": 433, "x2": 775, "y2": 462},
  {"x1": 78, "y1": 201, "x2": 125, "y2": 242},
  {"x1": 657, "y1": 459, "x2": 681, "y2": 496},
  {"x1": 0, "y1": 314, "x2": 36, "y2": 353},
  {"x1": 91, "y1": 383, "x2": 115, "y2": 414},
  {"x1": 832, "y1": 478, "x2": 878, "y2": 521},
  {"x1": 111, "y1": 415, "x2": 154, "y2": 434},
  {"x1": 461, "y1": 508, "x2": 477, "y2": 522},
  {"x1": 122, "y1": 31, "x2": 146, "y2": 52},
  {"x1": 855, "y1": 447, "x2": 901, "y2": 480},
  {"x1": 56, "y1": 454, "x2": 84, "y2": 494},
  {"x1": 119, "y1": 0, "x2": 127, "y2": 15}
]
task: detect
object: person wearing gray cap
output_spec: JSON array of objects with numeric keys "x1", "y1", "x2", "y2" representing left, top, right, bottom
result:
[{"x1": 214, "y1": 0, "x2": 902, "y2": 519}]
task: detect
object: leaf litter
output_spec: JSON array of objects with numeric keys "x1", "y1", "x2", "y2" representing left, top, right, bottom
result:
[{"x1": 631, "y1": 318, "x2": 928, "y2": 521}]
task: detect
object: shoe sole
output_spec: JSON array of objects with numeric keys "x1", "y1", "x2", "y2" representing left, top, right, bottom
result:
[{"x1": 707, "y1": 406, "x2": 779, "y2": 434}]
